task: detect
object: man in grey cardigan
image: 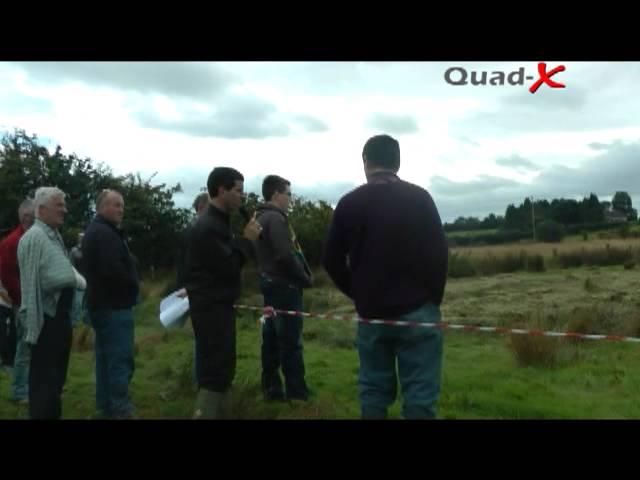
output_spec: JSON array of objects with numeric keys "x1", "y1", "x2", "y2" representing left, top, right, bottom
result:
[
  {"x1": 255, "y1": 175, "x2": 313, "y2": 401},
  {"x1": 18, "y1": 187, "x2": 86, "y2": 419}
]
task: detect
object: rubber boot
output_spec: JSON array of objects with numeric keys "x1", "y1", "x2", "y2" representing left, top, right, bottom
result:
[{"x1": 193, "y1": 388, "x2": 225, "y2": 419}]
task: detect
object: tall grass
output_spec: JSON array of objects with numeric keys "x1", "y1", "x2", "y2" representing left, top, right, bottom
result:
[{"x1": 448, "y1": 244, "x2": 640, "y2": 278}]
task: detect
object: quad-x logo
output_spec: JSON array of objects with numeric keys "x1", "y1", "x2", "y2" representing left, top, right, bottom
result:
[{"x1": 444, "y1": 63, "x2": 566, "y2": 93}]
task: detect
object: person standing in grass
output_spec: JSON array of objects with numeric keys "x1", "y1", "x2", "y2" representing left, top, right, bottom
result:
[
  {"x1": 83, "y1": 189, "x2": 140, "y2": 419},
  {"x1": 323, "y1": 134, "x2": 449, "y2": 419},
  {"x1": 185, "y1": 167, "x2": 262, "y2": 419},
  {"x1": 254, "y1": 175, "x2": 313, "y2": 402},
  {"x1": 18, "y1": 187, "x2": 86, "y2": 419},
  {"x1": 0, "y1": 198, "x2": 35, "y2": 404},
  {"x1": 176, "y1": 192, "x2": 209, "y2": 382}
]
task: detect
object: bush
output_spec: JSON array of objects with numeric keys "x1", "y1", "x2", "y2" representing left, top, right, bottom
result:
[
  {"x1": 536, "y1": 220, "x2": 566, "y2": 243},
  {"x1": 525, "y1": 254, "x2": 545, "y2": 272},
  {"x1": 554, "y1": 246, "x2": 636, "y2": 269},
  {"x1": 474, "y1": 251, "x2": 529, "y2": 276},
  {"x1": 448, "y1": 252, "x2": 476, "y2": 278},
  {"x1": 509, "y1": 334, "x2": 560, "y2": 368}
]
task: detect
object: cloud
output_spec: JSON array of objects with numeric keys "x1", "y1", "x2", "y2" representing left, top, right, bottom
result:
[
  {"x1": 429, "y1": 138, "x2": 640, "y2": 221},
  {"x1": 292, "y1": 115, "x2": 329, "y2": 133},
  {"x1": 457, "y1": 136, "x2": 480, "y2": 147},
  {"x1": 430, "y1": 175, "x2": 521, "y2": 196},
  {"x1": 134, "y1": 95, "x2": 291, "y2": 139},
  {"x1": 12, "y1": 62, "x2": 235, "y2": 101},
  {"x1": 495, "y1": 154, "x2": 541, "y2": 172},
  {"x1": 366, "y1": 113, "x2": 419, "y2": 135},
  {"x1": 0, "y1": 92, "x2": 53, "y2": 117}
]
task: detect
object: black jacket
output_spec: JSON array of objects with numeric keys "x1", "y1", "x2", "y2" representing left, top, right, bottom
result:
[
  {"x1": 175, "y1": 217, "x2": 197, "y2": 291},
  {"x1": 82, "y1": 215, "x2": 140, "y2": 310},
  {"x1": 323, "y1": 171, "x2": 448, "y2": 319},
  {"x1": 185, "y1": 204, "x2": 253, "y2": 309}
]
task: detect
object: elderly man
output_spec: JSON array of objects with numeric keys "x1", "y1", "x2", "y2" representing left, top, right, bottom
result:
[
  {"x1": 82, "y1": 189, "x2": 139, "y2": 419},
  {"x1": 0, "y1": 198, "x2": 35, "y2": 404},
  {"x1": 18, "y1": 187, "x2": 86, "y2": 419}
]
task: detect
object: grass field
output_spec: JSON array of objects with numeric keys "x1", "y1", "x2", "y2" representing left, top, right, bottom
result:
[
  {"x1": 2, "y1": 261, "x2": 640, "y2": 420},
  {"x1": 452, "y1": 237, "x2": 640, "y2": 259}
]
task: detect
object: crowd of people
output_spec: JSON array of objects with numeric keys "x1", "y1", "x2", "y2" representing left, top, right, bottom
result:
[{"x1": 0, "y1": 134, "x2": 448, "y2": 420}]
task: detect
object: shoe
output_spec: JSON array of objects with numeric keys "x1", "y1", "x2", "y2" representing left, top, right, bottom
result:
[
  {"x1": 287, "y1": 388, "x2": 313, "y2": 402},
  {"x1": 193, "y1": 389, "x2": 228, "y2": 419},
  {"x1": 261, "y1": 373, "x2": 284, "y2": 402},
  {"x1": 263, "y1": 386, "x2": 286, "y2": 402}
]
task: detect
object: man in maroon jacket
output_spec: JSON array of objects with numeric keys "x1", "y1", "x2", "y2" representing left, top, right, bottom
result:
[{"x1": 0, "y1": 198, "x2": 35, "y2": 402}]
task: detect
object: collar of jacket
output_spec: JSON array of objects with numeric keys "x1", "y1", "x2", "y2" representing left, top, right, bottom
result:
[
  {"x1": 33, "y1": 219, "x2": 66, "y2": 251},
  {"x1": 256, "y1": 203, "x2": 287, "y2": 219},
  {"x1": 95, "y1": 214, "x2": 124, "y2": 236},
  {"x1": 367, "y1": 170, "x2": 400, "y2": 184},
  {"x1": 207, "y1": 203, "x2": 231, "y2": 224}
]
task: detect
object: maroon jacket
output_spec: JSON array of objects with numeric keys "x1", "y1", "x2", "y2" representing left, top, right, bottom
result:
[{"x1": 0, "y1": 224, "x2": 26, "y2": 306}]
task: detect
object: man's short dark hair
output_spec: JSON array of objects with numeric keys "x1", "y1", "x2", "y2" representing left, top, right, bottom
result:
[
  {"x1": 362, "y1": 134, "x2": 400, "y2": 171},
  {"x1": 262, "y1": 175, "x2": 290, "y2": 202},
  {"x1": 192, "y1": 192, "x2": 209, "y2": 211},
  {"x1": 207, "y1": 167, "x2": 244, "y2": 198}
]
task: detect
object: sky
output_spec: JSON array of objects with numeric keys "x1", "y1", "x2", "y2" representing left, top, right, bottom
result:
[{"x1": 1, "y1": 61, "x2": 639, "y2": 222}]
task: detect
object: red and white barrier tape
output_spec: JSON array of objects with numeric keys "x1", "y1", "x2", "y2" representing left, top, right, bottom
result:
[{"x1": 233, "y1": 304, "x2": 640, "y2": 344}]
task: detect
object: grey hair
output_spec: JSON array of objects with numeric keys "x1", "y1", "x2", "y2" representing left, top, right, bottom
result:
[
  {"x1": 96, "y1": 189, "x2": 123, "y2": 212},
  {"x1": 34, "y1": 187, "x2": 66, "y2": 218},
  {"x1": 18, "y1": 198, "x2": 35, "y2": 217}
]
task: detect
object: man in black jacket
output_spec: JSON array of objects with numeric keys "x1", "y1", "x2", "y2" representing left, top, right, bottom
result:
[
  {"x1": 323, "y1": 134, "x2": 448, "y2": 419},
  {"x1": 185, "y1": 167, "x2": 261, "y2": 419},
  {"x1": 175, "y1": 192, "x2": 209, "y2": 293},
  {"x1": 255, "y1": 175, "x2": 313, "y2": 401},
  {"x1": 83, "y1": 189, "x2": 139, "y2": 419},
  {"x1": 175, "y1": 192, "x2": 209, "y2": 382}
]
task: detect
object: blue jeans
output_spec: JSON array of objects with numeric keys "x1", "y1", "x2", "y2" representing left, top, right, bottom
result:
[
  {"x1": 260, "y1": 276, "x2": 308, "y2": 399},
  {"x1": 357, "y1": 303, "x2": 443, "y2": 419},
  {"x1": 12, "y1": 311, "x2": 30, "y2": 401},
  {"x1": 90, "y1": 309, "x2": 135, "y2": 418}
]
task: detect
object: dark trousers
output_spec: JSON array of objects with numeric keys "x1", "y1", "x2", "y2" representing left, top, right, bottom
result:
[
  {"x1": 0, "y1": 305, "x2": 16, "y2": 367},
  {"x1": 190, "y1": 303, "x2": 236, "y2": 393},
  {"x1": 260, "y1": 276, "x2": 308, "y2": 399},
  {"x1": 29, "y1": 288, "x2": 73, "y2": 420}
]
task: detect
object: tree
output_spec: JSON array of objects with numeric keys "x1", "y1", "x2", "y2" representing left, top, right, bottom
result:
[
  {"x1": 0, "y1": 129, "x2": 191, "y2": 272},
  {"x1": 612, "y1": 191, "x2": 632, "y2": 215},
  {"x1": 581, "y1": 193, "x2": 604, "y2": 223},
  {"x1": 536, "y1": 220, "x2": 566, "y2": 243}
]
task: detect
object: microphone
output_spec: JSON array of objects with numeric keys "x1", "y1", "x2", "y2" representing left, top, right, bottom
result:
[{"x1": 238, "y1": 205, "x2": 250, "y2": 222}]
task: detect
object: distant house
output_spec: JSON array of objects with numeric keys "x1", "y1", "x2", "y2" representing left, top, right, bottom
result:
[{"x1": 604, "y1": 207, "x2": 628, "y2": 223}]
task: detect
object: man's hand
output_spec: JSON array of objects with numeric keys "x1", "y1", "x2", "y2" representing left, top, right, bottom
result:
[
  {"x1": 176, "y1": 288, "x2": 188, "y2": 299},
  {"x1": 0, "y1": 290, "x2": 11, "y2": 305},
  {"x1": 243, "y1": 213, "x2": 262, "y2": 242}
]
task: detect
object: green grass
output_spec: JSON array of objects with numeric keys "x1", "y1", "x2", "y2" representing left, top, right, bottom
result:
[{"x1": 3, "y1": 266, "x2": 640, "y2": 419}]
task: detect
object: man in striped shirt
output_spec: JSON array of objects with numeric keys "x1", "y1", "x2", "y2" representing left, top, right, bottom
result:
[{"x1": 18, "y1": 187, "x2": 86, "y2": 419}]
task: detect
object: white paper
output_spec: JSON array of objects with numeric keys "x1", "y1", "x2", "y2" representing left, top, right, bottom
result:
[{"x1": 159, "y1": 290, "x2": 190, "y2": 328}]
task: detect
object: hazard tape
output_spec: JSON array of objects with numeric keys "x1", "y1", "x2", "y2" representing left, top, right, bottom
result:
[{"x1": 233, "y1": 304, "x2": 640, "y2": 344}]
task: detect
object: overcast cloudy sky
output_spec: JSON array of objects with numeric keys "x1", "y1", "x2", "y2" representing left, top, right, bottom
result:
[{"x1": 1, "y1": 61, "x2": 639, "y2": 222}]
